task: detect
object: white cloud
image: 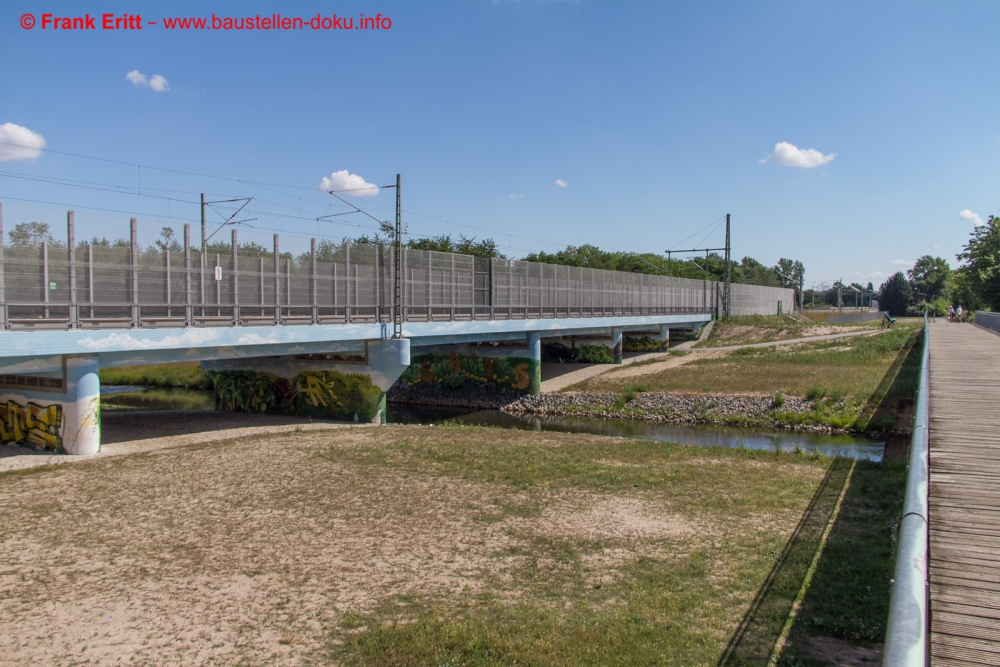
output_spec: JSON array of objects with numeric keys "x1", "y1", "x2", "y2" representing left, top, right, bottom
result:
[
  {"x1": 958, "y1": 209, "x2": 984, "y2": 227},
  {"x1": 554, "y1": 178, "x2": 568, "y2": 187},
  {"x1": 0, "y1": 123, "x2": 46, "y2": 162},
  {"x1": 761, "y1": 141, "x2": 835, "y2": 168},
  {"x1": 509, "y1": 193, "x2": 524, "y2": 199},
  {"x1": 889, "y1": 259, "x2": 912, "y2": 267},
  {"x1": 126, "y1": 70, "x2": 170, "y2": 92},
  {"x1": 318, "y1": 170, "x2": 379, "y2": 196}
]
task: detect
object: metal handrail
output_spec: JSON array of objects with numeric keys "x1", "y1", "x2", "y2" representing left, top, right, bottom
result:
[
  {"x1": 975, "y1": 310, "x2": 1000, "y2": 333},
  {"x1": 882, "y1": 312, "x2": 930, "y2": 666}
]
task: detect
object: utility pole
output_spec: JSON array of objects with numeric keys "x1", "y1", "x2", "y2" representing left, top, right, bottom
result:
[
  {"x1": 723, "y1": 213, "x2": 731, "y2": 319},
  {"x1": 838, "y1": 278, "x2": 843, "y2": 313},
  {"x1": 200, "y1": 193, "x2": 206, "y2": 253},
  {"x1": 393, "y1": 173, "x2": 402, "y2": 339}
]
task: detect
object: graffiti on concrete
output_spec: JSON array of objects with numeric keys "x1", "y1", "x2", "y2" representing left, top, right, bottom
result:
[
  {"x1": 210, "y1": 369, "x2": 384, "y2": 422},
  {"x1": 294, "y1": 370, "x2": 384, "y2": 422},
  {"x1": 398, "y1": 352, "x2": 539, "y2": 394},
  {"x1": 0, "y1": 400, "x2": 63, "y2": 452}
]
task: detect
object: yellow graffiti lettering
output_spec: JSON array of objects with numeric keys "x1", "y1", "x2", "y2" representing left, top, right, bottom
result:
[
  {"x1": 296, "y1": 374, "x2": 345, "y2": 410},
  {"x1": 483, "y1": 358, "x2": 494, "y2": 379},
  {"x1": 0, "y1": 400, "x2": 63, "y2": 452},
  {"x1": 419, "y1": 361, "x2": 435, "y2": 384},
  {"x1": 513, "y1": 363, "x2": 531, "y2": 390}
]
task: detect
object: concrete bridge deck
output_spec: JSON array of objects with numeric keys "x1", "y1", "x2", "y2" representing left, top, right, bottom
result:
[{"x1": 928, "y1": 321, "x2": 1000, "y2": 665}]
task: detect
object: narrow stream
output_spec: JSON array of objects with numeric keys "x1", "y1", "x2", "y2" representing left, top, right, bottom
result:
[{"x1": 102, "y1": 386, "x2": 884, "y2": 461}]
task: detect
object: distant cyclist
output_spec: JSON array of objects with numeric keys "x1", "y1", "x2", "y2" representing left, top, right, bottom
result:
[{"x1": 881, "y1": 312, "x2": 896, "y2": 329}]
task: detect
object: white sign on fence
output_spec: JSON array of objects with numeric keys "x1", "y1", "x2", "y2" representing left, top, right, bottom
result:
[{"x1": 214, "y1": 266, "x2": 222, "y2": 281}]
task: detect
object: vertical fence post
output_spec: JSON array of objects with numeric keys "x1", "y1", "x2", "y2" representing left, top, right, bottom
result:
[
  {"x1": 165, "y1": 249, "x2": 171, "y2": 318},
  {"x1": 286, "y1": 258, "x2": 291, "y2": 313},
  {"x1": 273, "y1": 234, "x2": 281, "y2": 325},
  {"x1": 310, "y1": 238, "x2": 318, "y2": 324},
  {"x1": 0, "y1": 202, "x2": 5, "y2": 330},
  {"x1": 215, "y1": 254, "x2": 221, "y2": 317},
  {"x1": 259, "y1": 257, "x2": 264, "y2": 317},
  {"x1": 374, "y1": 245, "x2": 381, "y2": 323},
  {"x1": 41, "y1": 239, "x2": 49, "y2": 319},
  {"x1": 231, "y1": 229, "x2": 239, "y2": 326},
  {"x1": 184, "y1": 224, "x2": 192, "y2": 326},
  {"x1": 489, "y1": 257, "x2": 495, "y2": 319},
  {"x1": 67, "y1": 210, "x2": 78, "y2": 329},
  {"x1": 129, "y1": 217, "x2": 138, "y2": 327},
  {"x1": 87, "y1": 242, "x2": 94, "y2": 320},
  {"x1": 344, "y1": 241, "x2": 352, "y2": 323}
]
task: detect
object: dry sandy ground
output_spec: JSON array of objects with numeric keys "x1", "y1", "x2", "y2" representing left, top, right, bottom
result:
[{"x1": 0, "y1": 426, "x2": 710, "y2": 666}]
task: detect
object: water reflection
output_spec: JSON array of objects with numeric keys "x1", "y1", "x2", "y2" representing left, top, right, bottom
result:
[{"x1": 387, "y1": 405, "x2": 884, "y2": 461}]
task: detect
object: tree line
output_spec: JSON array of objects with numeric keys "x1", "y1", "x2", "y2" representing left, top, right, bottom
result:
[{"x1": 874, "y1": 212, "x2": 1000, "y2": 316}]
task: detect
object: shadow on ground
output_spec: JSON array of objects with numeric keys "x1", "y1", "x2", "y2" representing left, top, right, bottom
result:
[
  {"x1": 718, "y1": 336, "x2": 915, "y2": 666},
  {"x1": 856, "y1": 329, "x2": 923, "y2": 431}
]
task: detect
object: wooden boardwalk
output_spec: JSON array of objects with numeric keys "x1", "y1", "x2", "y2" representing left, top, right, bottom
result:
[{"x1": 929, "y1": 321, "x2": 1000, "y2": 666}]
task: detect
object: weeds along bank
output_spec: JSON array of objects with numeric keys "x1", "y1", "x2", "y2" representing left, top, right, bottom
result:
[{"x1": 506, "y1": 325, "x2": 922, "y2": 434}]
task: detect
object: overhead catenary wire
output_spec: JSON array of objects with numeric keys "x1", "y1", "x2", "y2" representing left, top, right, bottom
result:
[{"x1": 0, "y1": 139, "x2": 566, "y2": 250}]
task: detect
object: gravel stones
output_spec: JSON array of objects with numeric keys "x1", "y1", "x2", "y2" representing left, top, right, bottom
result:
[{"x1": 500, "y1": 392, "x2": 840, "y2": 432}]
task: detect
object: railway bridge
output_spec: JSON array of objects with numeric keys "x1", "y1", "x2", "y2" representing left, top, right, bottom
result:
[{"x1": 0, "y1": 208, "x2": 794, "y2": 455}]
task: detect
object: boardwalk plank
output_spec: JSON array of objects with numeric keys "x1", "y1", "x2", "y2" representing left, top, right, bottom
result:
[{"x1": 928, "y1": 322, "x2": 1000, "y2": 665}]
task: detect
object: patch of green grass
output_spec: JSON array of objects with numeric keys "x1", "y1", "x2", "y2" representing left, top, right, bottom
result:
[
  {"x1": 785, "y1": 460, "x2": 907, "y2": 648},
  {"x1": 571, "y1": 325, "x2": 922, "y2": 432},
  {"x1": 99, "y1": 362, "x2": 212, "y2": 389},
  {"x1": 322, "y1": 427, "x2": 834, "y2": 666}
]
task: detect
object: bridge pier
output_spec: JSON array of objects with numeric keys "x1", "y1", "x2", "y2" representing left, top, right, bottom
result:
[{"x1": 0, "y1": 355, "x2": 101, "y2": 455}]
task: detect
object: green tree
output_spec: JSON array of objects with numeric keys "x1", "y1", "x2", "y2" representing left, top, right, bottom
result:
[
  {"x1": 408, "y1": 234, "x2": 506, "y2": 259},
  {"x1": 9, "y1": 221, "x2": 55, "y2": 248},
  {"x1": 956, "y1": 213, "x2": 1000, "y2": 310},
  {"x1": 878, "y1": 272, "x2": 913, "y2": 316},
  {"x1": 907, "y1": 255, "x2": 951, "y2": 301}
]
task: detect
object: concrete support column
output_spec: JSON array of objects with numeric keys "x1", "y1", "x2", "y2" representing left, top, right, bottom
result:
[
  {"x1": 611, "y1": 328, "x2": 623, "y2": 364},
  {"x1": 0, "y1": 355, "x2": 101, "y2": 456},
  {"x1": 527, "y1": 332, "x2": 542, "y2": 394},
  {"x1": 656, "y1": 324, "x2": 670, "y2": 350},
  {"x1": 64, "y1": 355, "x2": 102, "y2": 455}
]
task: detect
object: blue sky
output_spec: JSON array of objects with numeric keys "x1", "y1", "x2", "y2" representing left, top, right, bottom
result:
[{"x1": 2, "y1": 1, "x2": 998, "y2": 286}]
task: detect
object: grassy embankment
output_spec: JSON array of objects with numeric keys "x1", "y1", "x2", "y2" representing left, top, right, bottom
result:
[
  {"x1": 695, "y1": 314, "x2": 882, "y2": 348},
  {"x1": 567, "y1": 322, "x2": 923, "y2": 432}
]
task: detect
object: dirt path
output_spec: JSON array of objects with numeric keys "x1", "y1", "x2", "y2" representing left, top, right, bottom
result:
[{"x1": 0, "y1": 411, "x2": 363, "y2": 474}]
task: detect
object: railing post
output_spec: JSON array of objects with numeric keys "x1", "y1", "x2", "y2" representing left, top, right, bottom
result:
[
  {"x1": 183, "y1": 224, "x2": 192, "y2": 326},
  {"x1": 0, "y1": 201, "x2": 5, "y2": 330},
  {"x1": 273, "y1": 234, "x2": 281, "y2": 325},
  {"x1": 374, "y1": 244, "x2": 381, "y2": 323},
  {"x1": 286, "y1": 258, "x2": 291, "y2": 312},
  {"x1": 129, "y1": 217, "x2": 138, "y2": 327},
  {"x1": 344, "y1": 240, "x2": 352, "y2": 323},
  {"x1": 67, "y1": 210, "x2": 78, "y2": 329},
  {"x1": 259, "y1": 257, "x2": 265, "y2": 317},
  {"x1": 165, "y1": 249, "x2": 172, "y2": 318},
  {"x1": 231, "y1": 229, "x2": 239, "y2": 326},
  {"x1": 310, "y1": 238, "x2": 318, "y2": 324},
  {"x1": 87, "y1": 242, "x2": 94, "y2": 320},
  {"x1": 42, "y1": 240, "x2": 50, "y2": 319},
  {"x1": 215, "y1": 254, "x2": 221, "y2": 317},
  {"x1": 489, "y1": 257, "x2": 495, "y2": 319}
]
